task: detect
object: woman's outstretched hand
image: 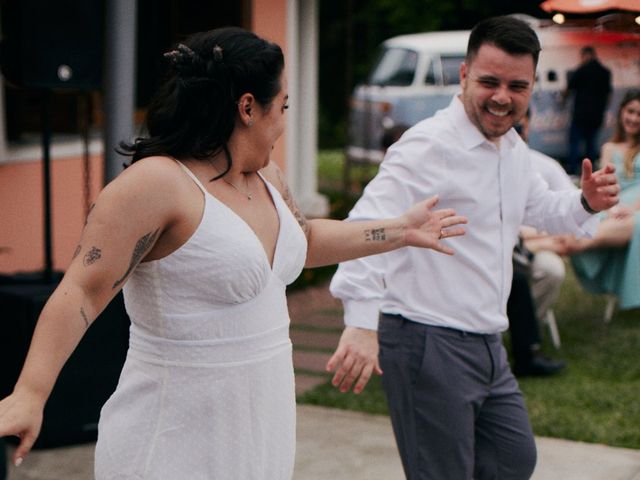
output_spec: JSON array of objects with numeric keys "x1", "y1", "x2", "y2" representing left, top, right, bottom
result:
[
  {"x1": 0, "y1": 390, "x2": 45, "y2": 467},
  {"x1": 402, "y1": 195, "x2": 467, "y2": 255}
]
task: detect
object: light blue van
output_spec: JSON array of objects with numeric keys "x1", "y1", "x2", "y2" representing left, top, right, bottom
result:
[{"x1": 346, "y1": 18, "x2": 640, "y2": 169}]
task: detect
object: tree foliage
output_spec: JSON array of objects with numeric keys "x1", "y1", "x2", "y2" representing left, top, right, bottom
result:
[{"x1": 318, "y1": 0, "x2": 549, "y2": 147}]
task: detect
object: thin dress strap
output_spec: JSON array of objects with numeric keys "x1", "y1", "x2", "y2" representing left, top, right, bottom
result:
[{"x1": 173, "y1": 159, "x2": 208, "y2": 195}]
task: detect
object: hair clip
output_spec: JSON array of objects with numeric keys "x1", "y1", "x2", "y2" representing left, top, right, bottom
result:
[
  {"x1": 213, "y1": 45, "x2": 224, "y2": 61},
  {"x1": 163, "y1": 43, "x2": 196, "y2": 63}
]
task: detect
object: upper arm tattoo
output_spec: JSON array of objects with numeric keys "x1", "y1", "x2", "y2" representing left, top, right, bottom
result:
[
  {"x1": 112, "y1": 228, "x2": 161, "y2": 289},
  {"x1": 274, "y1": 166, "x2": 310, "y2": 236},
  {"x1": 84, "y1": 203, "x2": 96, "y2": 227},
  {"x1": 80, "y1": 307, "x2": 90, "y2": 329},
  {"x1": 83, "y1": 246, "x2": 102, "y2": 266},
  {"x1": 72, "y1": 244, "x2": 82, "y2": 260}
]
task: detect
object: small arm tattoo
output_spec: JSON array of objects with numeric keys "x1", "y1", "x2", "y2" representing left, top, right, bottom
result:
[
  {"x1": 84, "y1": 203, "x2": 96, "y2": 227},
  {"x1": 83, "y1": 246, "x2": 102, "y2": 266},
  {"x1": 80, "y1": 307, "x2": 90, "y2": 329},
  {"x1": 112, "y1": 228, "x2": 160, "y2": 289},
  {"x1": 365, "y1": 228, "x2": 386, "y2": 242},
  {"x1": 72, "y1": 244, "x2": 81, "y2": 260}
]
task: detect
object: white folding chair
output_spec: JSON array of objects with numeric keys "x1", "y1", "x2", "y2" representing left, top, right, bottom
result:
[
  {"x1": 544, "y1": 309, "x2": 561, "y2": 349},
  {"x1": 603, "y1": 295, "x2": 617, "y2": 323}
]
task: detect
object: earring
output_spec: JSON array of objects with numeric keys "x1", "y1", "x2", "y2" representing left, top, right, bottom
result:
[{"x1": 248, "y1": 119, "x2": 254, "y2": 127}]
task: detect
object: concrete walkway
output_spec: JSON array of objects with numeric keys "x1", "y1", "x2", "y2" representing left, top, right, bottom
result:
[
  {"x1": 295, "y1": 405, "x2": 640, "y2": 480},
  {"x1": 5, "y1": 404, "x2": 640, "y2": 479}
]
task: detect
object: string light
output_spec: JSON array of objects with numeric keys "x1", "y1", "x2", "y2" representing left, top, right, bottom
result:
[{"x1": 552, "y1": 13, "x2": 565, "y2": 24}]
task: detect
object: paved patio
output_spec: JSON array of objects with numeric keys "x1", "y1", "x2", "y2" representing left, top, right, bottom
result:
[{"x1": 4, "y1": 282, "x2": 640, "y2": 479}]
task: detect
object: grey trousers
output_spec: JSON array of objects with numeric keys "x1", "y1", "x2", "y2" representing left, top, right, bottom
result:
[{"x1": 378, "y1": 314, "x2": 537, "y2": 480}]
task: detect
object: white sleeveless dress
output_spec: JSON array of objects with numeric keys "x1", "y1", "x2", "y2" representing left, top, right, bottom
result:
[{"x1": 94, "y1": 162, "x2": 308, "y2": 479}]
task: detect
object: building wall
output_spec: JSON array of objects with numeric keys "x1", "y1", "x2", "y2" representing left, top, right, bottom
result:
[
  {"x1": 0, "y1": 154, "x2": 104, "y2": 273},
  {"x1": 251, "y1": 0, "x2": 289, "y2": 170},
  {"x1": 0, "y1": 0, "x2": 292, "y2": 274}
]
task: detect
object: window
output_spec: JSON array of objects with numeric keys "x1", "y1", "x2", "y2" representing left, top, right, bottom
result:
[
  {"x1": 368, "y1": 48, "x2": 418, "y2": 86},
  {"x1": 424, "y1": 59, "x2": 436, "y2": 85},
  {"x1": 441, "y1": 55, "x2": 465, "y2": 86}
]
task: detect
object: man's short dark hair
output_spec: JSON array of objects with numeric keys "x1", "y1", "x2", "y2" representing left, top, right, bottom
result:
[{"x1": 466, "y1": 16, "x2": 541, "y2": 67}]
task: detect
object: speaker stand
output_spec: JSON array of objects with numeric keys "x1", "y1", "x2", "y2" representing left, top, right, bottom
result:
[{"x1": 41, "y1": 89, "x2": 54, "y2": 284}]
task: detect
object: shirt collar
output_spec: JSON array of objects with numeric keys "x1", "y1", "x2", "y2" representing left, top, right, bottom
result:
[{"x1": 449, "y1": 94, "x2": 520, "y2": 151}]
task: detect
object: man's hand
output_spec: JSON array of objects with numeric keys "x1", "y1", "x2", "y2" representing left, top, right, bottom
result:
[
  {"x1": 580, "y1": 158, "x2": 620, "y2": 212},
  {"x1": 326, "y1": 326, "x2": 381, "y2": 394}
]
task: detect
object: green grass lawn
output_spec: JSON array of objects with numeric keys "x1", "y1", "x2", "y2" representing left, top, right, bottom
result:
[{"x1": 298, "y1": 150, "x2": 640, "y2": 450}]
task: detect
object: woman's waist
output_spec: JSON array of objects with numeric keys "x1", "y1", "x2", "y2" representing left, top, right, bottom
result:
[{"x1": 128, "y1": 323, "x2": 292, "y2": 367}]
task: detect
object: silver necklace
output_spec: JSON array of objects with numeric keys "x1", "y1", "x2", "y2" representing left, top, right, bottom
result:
[
  {"x1": 209, "y1": 161, "x2": 253, "y2": 200},
  {"x1": 222, "y1": 174, "x2": 252, "y2": 200}
]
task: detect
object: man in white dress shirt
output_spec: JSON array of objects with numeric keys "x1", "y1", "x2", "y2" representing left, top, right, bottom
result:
[{"x1": 326, "y1": 16, "x2": 620, "y2": 480}]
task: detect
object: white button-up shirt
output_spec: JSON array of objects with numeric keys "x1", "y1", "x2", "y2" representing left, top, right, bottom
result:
[{"x1": 330, "y1": 96, "x2": 598, "y2": 334}]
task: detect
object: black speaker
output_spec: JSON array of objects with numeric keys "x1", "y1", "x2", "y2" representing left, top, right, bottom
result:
[
  {"x1": 0, "y1": 275, "x2": 129, "y2": 448},
  {"x1": 1, "y1": 0, "x2": 105, "y2": 90}
]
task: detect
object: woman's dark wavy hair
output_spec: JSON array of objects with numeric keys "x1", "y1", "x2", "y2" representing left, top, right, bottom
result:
[{"x1": 119, "y1": 27, "x2": 284, "y2": 177}]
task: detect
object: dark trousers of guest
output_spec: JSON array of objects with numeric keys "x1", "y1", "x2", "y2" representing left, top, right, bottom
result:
[
  {"x1": 378, "y1": 313, "x2": 537, "y2": 480},
  {"x1": 507, "y1": 270, "x2": 542, "y2": 370},
  {"x1": 567, "y1": 119, "x2": 601, "y2": 175}
]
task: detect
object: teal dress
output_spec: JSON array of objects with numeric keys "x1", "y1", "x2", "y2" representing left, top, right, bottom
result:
[{"x1": 571, "y1": 150, "x2": 640, "y2": 310}]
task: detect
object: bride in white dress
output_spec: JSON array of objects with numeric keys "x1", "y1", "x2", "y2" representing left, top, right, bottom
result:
[{"x1": 0, "y1": 27, "x2": 466, "y2": 479}]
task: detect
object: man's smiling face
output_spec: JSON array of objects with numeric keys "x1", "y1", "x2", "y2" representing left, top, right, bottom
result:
[{"x1": 460, "y1": 43, "x2": 535, "y2": 143}]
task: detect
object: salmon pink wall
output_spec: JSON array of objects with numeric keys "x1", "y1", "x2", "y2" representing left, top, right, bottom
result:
[
  {"x1": 0, "y1": 155, "x2": 104, "y2": 274},
  {"x1": 252, "y1": 0, "x2": 288, "y2": 170}
]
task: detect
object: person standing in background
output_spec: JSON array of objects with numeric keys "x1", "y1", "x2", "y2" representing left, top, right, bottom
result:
[{"x1": 563, "y1": 46, "x2": 612, "y2": 175}]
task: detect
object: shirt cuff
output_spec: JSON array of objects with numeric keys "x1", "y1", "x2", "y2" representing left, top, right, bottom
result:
[{"x1": 343, "y1": 299, "x2": 381, "y2": 331}]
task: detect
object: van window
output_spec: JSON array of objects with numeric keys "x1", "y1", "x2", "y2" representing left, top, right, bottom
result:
[
  {"x1": 424, "y1": 59, "x2": 436, "y2": 85},
  {"x1": 441, "y1": 55, "x2": 465, "y2": 85},
  {"x1": 368, "y1": 47, "x2": 418, "y2": 86}
]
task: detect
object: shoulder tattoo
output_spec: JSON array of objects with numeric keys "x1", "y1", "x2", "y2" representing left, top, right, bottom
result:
[{"x1": 275, "y1": 167, "x2": 310, "y2": 235}]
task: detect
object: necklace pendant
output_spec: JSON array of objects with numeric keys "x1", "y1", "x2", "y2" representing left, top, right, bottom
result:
[{"x1": 247, "y1": 193, "x2": 252, "y2": 200}]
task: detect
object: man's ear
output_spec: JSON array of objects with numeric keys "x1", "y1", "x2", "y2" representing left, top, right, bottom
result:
[
  {"x1": 237, "y1": 93, "x2": 256, "y2": 127},
  {"x1": 460, "y1": 62, "x2": 468, "y2": 88}
]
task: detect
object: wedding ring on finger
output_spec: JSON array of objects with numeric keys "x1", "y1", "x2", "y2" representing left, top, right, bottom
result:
[{"x1": 439, "y1": 229, "x2": 445, "y2": 240}]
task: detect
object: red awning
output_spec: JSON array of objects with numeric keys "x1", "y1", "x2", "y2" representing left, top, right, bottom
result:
[{"x1": 540, "y1": 0, "x2": 640, "y2": 13}]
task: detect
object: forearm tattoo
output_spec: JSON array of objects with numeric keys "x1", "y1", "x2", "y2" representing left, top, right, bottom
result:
[
  {"x1": 83, "y1": 246, "x2": 102, "y2": 266},
  {"x1": 80, "y1": 307, "x2": 90, "y2": 329},
  {"x1": 365, "y1": 228, "x2": 386, "y2": 242},
  {"x1": 112, "y1": 228, "x2": 160, "y2": 289},
  {"x1": 275, "y1": 167, "x2": 310, "y2": 235}
]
